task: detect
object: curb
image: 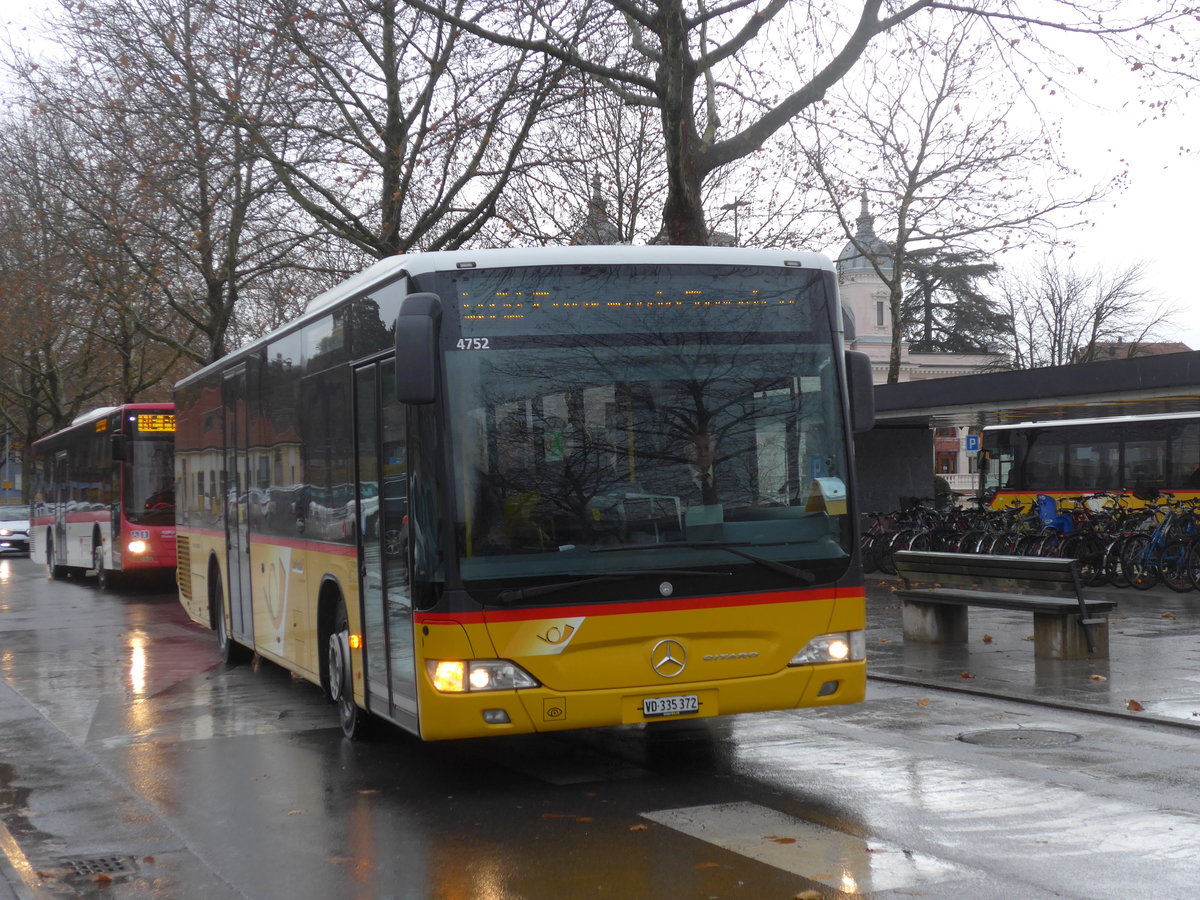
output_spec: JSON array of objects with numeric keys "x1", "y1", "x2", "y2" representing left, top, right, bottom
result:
[{"x1": 868, "y1": 672, "x2": 1200, "y2": 732}]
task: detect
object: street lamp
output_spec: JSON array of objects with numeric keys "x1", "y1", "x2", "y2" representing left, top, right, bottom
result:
[{"x1": 720, "y1": 199, "x2": 750, "y2": 246}]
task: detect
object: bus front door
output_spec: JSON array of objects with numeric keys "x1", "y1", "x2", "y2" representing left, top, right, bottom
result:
[
  {"x1": 355, "y1": 361, "x2": 416, "y2": 730},
  {"x1": 222, "y1": 365, "x2": 254, "y2": 644}
]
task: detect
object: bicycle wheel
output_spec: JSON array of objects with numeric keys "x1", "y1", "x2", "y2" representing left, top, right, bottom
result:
[
  {"x1": 875, "y1": 530, "x2": 909, "y2": 575},
  {"x1": 860, "y1": 533, "x2": 880, "y2": 573},
  {"x1": 1061, "y1": 533, "x2": 1106, "y2": 587},
  {"x1": 1033, "y1": 530, "x2": 1065, "y2": 558},
  {"x1": 1120, "y1": 533, "x2": 1158, "y2": 590},
  {"x1": 1186, "y1": 542, "x2": 1200, "y2": 591},
  {"x1": 1157, "y1": 539, "x2": 1195, "y2": 593},
  {"x1": 905, "y1": 530, "x2": 933, "y2": 552},
  {"x1": 956, "y1": 530, "x2": 987, "y2": 554},
  {"x1": 1102, "y1": 536, "x2": 1131, "y2": 589}
]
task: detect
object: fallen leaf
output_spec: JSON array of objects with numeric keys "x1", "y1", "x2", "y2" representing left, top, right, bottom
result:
[
  {"x1": 878, "y1": 637, "x2": 891, "y2": 643},
  {"x1": 93, "y1": 873, "x2": 113, "y2": 884},
  {"x1": 576, "y1": 816, "x2": 594, "y2": 823},
  {"x1": 1023, "y1": 635, "x2": 1036, "y2": 641},
  {"x1": 629, "y1": 823, "x2": 650, "y2": 832},
  {"x1": 960, "y1": 672, "x2": 976, "y2": 679},
  {"x1": 982, "y1": 634, "x2": 993, "y2": 643},
  {"x1": 1127, "y1": 699, "x2": 1145, "y2": 712},
  {"x1": 1161, "y1": 612, "x2": 1177, "y2": 619},
  {"x1": 766, "y1": 836, "x2": 797, "y2": 844},
  {"x1": 142, "y1": 856, "x2": 155, "y2": 864},
  {"x1": 694, "y1": 861, "x2": 722, "y2": 870},
  {"x1": 1090, "y1": 675, "x2": 1107, "y2": 682},
  {"x1": 915, "y1": 697, "x2": 931, "y2": 707},
  {"x1": 794, "y1": 892, "x2": 824, "y2": 900},
  {"x1": 285, "y1": 809, "x2": 304, "y2": 815}
]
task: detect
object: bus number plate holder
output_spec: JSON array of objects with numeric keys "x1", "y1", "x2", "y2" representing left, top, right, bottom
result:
[{"x1": 642, "y1": 694, "x2": 699, "y2": 718}]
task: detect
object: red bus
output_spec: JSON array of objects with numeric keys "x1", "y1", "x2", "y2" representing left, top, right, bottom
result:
[{"x1": 31, "y1": 403, "x2": 177, "y2": 588}]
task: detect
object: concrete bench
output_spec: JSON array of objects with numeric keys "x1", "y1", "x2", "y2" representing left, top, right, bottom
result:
[{"x1": 892, "y1": 550, "x2": 1116, "y2": 660}]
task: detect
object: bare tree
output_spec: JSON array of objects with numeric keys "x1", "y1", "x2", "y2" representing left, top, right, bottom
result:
[
  {"x1": 188, "y1": 0, "x2": 574, "y2": 257},
  {"x1": 7, "y1": 0, "x2": 327, "y2": 365},
  {"x1": 404, "y1": 0, "x2": 1196, "y2": 246},
  {"x1": 0, "y1": 112, "x2": 184, "y2": 485},
  {"x1": 996, "y1": 257, "x2": 1175, "y2": 369},
  {"x1": 803, "y1": 14, "x2": 1106, "y2": 381}
]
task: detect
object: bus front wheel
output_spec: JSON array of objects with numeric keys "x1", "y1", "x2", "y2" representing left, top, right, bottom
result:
[
  {"x1": 328, "y1": 602, "x2": 370, "y2": 741},
  {"x1": 94, "y1": 544, "x2": 117, "y2": 591}
]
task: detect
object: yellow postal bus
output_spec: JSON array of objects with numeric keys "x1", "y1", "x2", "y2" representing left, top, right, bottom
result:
[{"x1": 173, "y1": 246, "x2": 874, "y2": 740}]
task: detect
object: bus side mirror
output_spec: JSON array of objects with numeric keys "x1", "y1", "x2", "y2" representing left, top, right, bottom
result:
[
  {"x1": 111, "y1": 434, "x2": 127, "y2": 461},
  {"x1": 395, "y1": 292, "x2": 443, "y2": 405},
  {"x1": 846, "y1": 350, "x2": 875, "y2": 433}
]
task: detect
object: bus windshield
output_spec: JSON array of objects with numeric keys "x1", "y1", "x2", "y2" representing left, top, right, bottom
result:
[
  {"x1": 124, "y1": 438, "x2": 176, "y2": 525},
  {"x1": 440, "y1": 263, "x2": 852, "y2": 592}
]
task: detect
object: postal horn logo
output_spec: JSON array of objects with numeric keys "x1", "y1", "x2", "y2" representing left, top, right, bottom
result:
[{"x1": 651, "y1": 639, "x2": 687, "y2": 678}]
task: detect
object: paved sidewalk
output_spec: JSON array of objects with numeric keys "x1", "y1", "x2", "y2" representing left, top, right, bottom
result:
[{"x1": 866, "y1": 575, "x2": 1200, "y2": 729}]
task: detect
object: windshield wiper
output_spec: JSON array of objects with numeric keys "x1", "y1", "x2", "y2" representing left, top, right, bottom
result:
[
  {"x1": 493, "y1": 569, "x2": 732, "y2": 605},
  {"x1": 591, "y1": 541, "x2": 817, "y2": 585}
]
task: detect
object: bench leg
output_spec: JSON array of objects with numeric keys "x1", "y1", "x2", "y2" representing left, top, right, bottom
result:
[
  {"x1": 902, "y1": 600, "x2": 968, "y2": 644},
  {"x1": 1034, "y1": 613, "x2": 1109, "y2": 660}
]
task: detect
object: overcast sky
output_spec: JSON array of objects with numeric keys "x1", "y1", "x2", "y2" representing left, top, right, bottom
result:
[{"x1": 1049, "y1": 67, "x2": 1197, "y2": 350}]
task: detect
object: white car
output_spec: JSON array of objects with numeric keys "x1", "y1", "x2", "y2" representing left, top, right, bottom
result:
[{"x1": 0, "y1": 505, "x2": 30, "y2": 555}]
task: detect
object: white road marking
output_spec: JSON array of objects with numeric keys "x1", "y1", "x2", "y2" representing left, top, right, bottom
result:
[{"x1": 642, "y1": 801, "x2": 959, "y2": 894}]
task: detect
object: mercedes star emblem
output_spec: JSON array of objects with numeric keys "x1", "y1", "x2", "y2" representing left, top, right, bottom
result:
[{"x1": 651, "y1": 638, "x2": 687, "y2": 678}]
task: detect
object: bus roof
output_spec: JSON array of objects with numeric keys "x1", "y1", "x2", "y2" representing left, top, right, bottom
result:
[
  {"x1": 178, "y1": 245, "x2": 837, "y2": 390},
  {"x1": 35, "y1": 402, "x2": 174, "y2": 447},
  {"x1": 303, "y1": 245, "x2": 836, "y2": 316},
  {"x1": 983, "y1": 410, "x2": 1200, "y2": 432}
]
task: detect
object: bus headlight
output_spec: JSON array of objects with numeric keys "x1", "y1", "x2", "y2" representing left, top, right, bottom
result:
[
  {"x1": 127, "y1": 539, "x2": 148, "y2": 555},
  {"x1": 427, "y1": 659, "x2": 539, "y2": 693},
  {"x1": 788, "y1": 631, "x2": 866, "y2": 666}
]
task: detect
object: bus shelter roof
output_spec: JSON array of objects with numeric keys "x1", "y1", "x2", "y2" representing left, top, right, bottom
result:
[{"x1": 873, "y1": 350, "x2": 1200, "y2": 429}]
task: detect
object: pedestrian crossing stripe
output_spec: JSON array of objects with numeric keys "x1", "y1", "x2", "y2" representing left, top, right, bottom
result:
[{"x1": 641, "y1": 801, "x2": 959, "y2": 894}]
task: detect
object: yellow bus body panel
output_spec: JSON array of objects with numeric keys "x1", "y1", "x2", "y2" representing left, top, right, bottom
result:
[
  {"x1": 416, "y1": 589, "x2": 866, "y2": 741},
  {"x1": 177, "y1": 529, "x2": 865, "y2": 741}
]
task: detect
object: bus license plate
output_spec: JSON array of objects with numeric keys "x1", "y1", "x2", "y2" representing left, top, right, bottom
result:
[{"x1": 642, "y1": 694, "x2": 700, "y2": 718}]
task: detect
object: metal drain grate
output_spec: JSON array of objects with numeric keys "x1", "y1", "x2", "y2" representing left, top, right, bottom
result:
[
  {"x1": 958, "y1": 728, "x2": 1080, "y2": 749},
  {"x1": 59, "y1": 855, "x2": 139, "y2": 877}
]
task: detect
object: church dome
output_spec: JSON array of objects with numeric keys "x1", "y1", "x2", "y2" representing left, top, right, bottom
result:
[{"x1": 838, "y1": 193, "x2": 890, "y2": 275}]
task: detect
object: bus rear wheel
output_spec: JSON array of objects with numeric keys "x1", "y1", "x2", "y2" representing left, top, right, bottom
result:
[
  {"x1": 328, "y1": 602, "x2": 370, "y2": 741},
  {"x1": 213, "y1": 573, "x2": 252, "y2": 665},
  {"x1": 47, "y1": 535, "x2": 67, "y2": 580}
]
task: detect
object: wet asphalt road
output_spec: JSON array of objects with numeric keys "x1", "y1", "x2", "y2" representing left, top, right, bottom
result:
[{"x1": 2, "y1": 554, "x2": 1200, "y2": 900}]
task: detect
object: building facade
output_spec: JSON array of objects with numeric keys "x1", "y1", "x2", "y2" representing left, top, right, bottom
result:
[{"x1": 837, "y1": 197, "x2": 1006, "y2": 492}]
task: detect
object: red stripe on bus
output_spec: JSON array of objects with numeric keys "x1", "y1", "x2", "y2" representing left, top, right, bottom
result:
[{"x1": 415, "y1": 585, "x2": 859, "y2": 625}]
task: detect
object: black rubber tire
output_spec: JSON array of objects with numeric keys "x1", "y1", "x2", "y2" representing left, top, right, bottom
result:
[
  {"x1": 214, "y1": 574, "x2": 253, "y2": 665},
  {"x1": 1157, "y1": 539, "x2": 1195, "y2": 593},
  {"x1": 329, "y1": 601, "x2": 370, "y2": 740},
  {"x1": 48, "y1": 535, "x2": 68, "y2": 579},
  {"x1": 1120, "y1": 534, "x2": 1158, "y2": 591}
]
